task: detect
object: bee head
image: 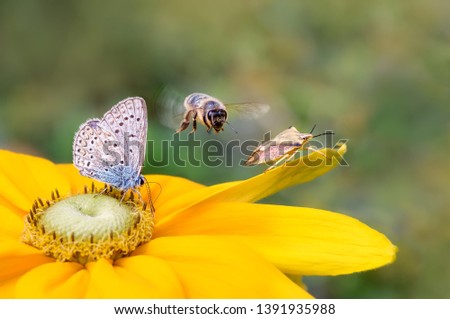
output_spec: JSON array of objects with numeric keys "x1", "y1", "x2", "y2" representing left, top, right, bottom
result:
[{"x1": 207, "y1": 109, "x2": 227, "y2": 132}]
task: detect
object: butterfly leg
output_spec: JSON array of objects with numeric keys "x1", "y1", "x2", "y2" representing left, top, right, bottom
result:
[
  {"x1": 93, "y1": 184, "x2": 109, "y2": 198},
  {"x1": 119, "y1": 190, "x2": 127, "y2": 204},
  {"x1": 176, "y1": 110, "x2": 193, "y2": 133}
]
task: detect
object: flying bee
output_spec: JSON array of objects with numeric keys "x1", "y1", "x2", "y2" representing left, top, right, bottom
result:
[
  {"x1": 244, "y1": 125, "x2": 334, "y2": 171},
  {"x1": 154, "y1": 87, "x2": 270, "y2": 134},
  {"x1": 178, "y1": 93, "x2": 229, "y2": 133},
  {"x1": 178, "y1": 92, "x2": 271, "y2": 133}
]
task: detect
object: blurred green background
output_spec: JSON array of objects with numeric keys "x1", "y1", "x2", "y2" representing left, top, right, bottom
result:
[{"x1": 1, "y1": 0, "x2": 448, "y2": 298}]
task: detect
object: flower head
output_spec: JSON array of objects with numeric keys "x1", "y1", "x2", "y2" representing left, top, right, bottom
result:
[{"x1": 0, "y1": 146, "x2": 396, "y2": 298}]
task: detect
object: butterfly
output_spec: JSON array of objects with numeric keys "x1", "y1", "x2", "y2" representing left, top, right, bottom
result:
[{"x1": 73, "y1": 97, "x2": 149, "y2": 200}]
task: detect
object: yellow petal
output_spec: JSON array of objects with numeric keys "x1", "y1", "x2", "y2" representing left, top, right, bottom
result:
[
  {"x1": 158, "y1": 145, "x2": 347, "y2": 223},
  {"x1": 0, "y1": 239, "x2": 54, "y2": 281},
  {"x1": 135, "y1": 236, "x2": 313, "y2": 298},
  {"x1": 0, "y1": 205, "x2": 24, "y2": 239},
  {"x1": 156, "y1": 202, "x2": 397, "y2": 276},
  {"x1": 84, "y1": 258, "x2": 183, "y2": 298},
  {"x1": 15, "y1": 262, "x2": 87, "y2": 298},
  {"x1": 115, "y1": 255, "x2": 185, "y2": 298},
  {"x1": 0, "y1": 277, "x2": 19, "y2": 298},
  {"x1": 0, "y1": 151, "x2": 70, "y2": 214},
  {"x1": 143, "y1": 174, "x2": 205, "y2": 212}
]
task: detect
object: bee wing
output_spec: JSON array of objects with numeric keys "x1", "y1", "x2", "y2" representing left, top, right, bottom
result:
[
  {"x1": 152, "y1": 86, "x2": 187, "y2": 130},
  {"x1": 225, "y1": 102, "x2": 270, "y2": 119}
]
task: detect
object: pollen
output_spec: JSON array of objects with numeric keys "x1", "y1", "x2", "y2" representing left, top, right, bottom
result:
[{"x1": 21, "y1": 184, "x2": 154, "y2": 264}]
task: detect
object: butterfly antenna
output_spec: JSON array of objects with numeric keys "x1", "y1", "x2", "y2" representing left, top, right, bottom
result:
[
  {"x1": 309, "y1": 124, "x2": 317, "y2": 134},
  {"x1": 149, "y1": 181, "x2": 163, "y2": 203},
  {"x1": 225, "y1": 121, "x2": 238, "y2": 134},
  {"x1": 142, "y1": 176, "x2": 156, "y2": 214}
]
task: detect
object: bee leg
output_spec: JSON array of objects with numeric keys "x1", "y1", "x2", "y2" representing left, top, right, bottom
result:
[
  {"x1": 176, "y1": 110, "x2": 193, "y2": 133},
  {"x1": 205, "y1": 121, "x2": 213, "y2": 134},
  {"x1": 189, "y1": 112, "x2": 198, "y2": 134},
  {"x1": 193, "y1": 112, "x2": 197, "y2": 131}
]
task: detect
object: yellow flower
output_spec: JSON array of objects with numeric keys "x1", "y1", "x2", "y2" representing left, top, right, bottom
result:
[{"x1": 0, "y1": 146, "x2": 396, "y2": 298}]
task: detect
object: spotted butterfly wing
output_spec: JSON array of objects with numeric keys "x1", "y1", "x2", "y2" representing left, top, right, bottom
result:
[{"x1": 73, "y1": 97, "x2": 148, "y2": 191}]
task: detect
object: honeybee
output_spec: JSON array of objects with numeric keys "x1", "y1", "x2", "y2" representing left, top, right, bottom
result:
[
  {"x1": 244, "y1": 125, "x2": 334, "y2": 171},
  {"x1": 154, "y1": 87, "x2": 270, "y2": 133}
]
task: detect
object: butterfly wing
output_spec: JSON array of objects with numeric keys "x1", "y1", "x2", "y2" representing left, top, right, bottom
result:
[
  {"x1": 73, "y1": 97, "x2": 148, "y2": 187},
  {"x1": 73, "y1": 119, "x2": 116, "y2": 178},
  {"x1": 98, "y1": 97, "x2": 147, "y2": 172}
]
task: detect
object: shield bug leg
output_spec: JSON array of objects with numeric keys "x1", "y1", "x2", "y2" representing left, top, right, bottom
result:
[{"x1": 265, "y1": 151, "x2": 296, "y2": 172}]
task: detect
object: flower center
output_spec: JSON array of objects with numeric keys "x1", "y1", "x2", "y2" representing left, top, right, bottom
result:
[{"x1": 21, "y1": 184, "x2": 154, "y2": 264}]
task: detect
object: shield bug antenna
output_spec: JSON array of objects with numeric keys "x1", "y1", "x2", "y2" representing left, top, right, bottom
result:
[{"x1": 309, "y1": 124, "x2": 334, "y2": 138}]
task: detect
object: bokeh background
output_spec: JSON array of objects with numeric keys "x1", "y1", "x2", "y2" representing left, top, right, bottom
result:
[{"x1": 1, "y1": 0, "x2": 448, "y2": 298}]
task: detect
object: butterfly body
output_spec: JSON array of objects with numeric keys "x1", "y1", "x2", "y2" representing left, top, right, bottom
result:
[
  {"x1": 73, "y1": 97, "x2": 147, "y2": 193},
  {"x1": 91, "y1": 164, "x2": 145, "y2": 191}
]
